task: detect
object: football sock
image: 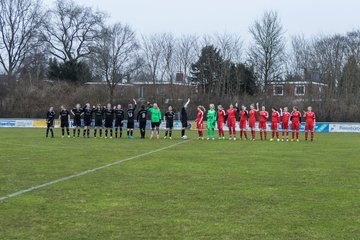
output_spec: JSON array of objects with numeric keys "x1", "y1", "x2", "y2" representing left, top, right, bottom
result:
[
  {"x1": 120, "y1": 128, "x2": 122, "y2": 138},
  {"x1": 77, "y1": 129, "x2": 80, "y2": 137},
  {"x1": 83, "y1": 129, "x2": 86, "y2": 137},
  {"x1": 62, "y1": 128, "x2": 64, "y2": 136},
  {"x1": 73, "y1": 129, "x2": 76, "y2": 137},
  {"x1": 276, "y1": 132, "x2": 279, "y2": 138},
  {"x1": 305, "y1": 132, "x2": 308, "y2": 140},
  {"x1": 67, "y1": 128, "x2": 70, "y2": 136},
  {"x1": 240, "y1": 130, "x2": 243, "y2": 138},
  {"x1": 87, "y1": 129, "x2": 90, "y2": 137},
  {"x1": 181, "y1": 129, "x2": 185, "y2": 137},
  {"x1": 110, "y1": 129, "x2": 113, "y2": 137},
  {"x1": 169, "y1": 130, "x2": 172, "y2": 137},
  {"x1": 165, "y1": 130, "x2": 168, "y2": 136},
  {"x1": 115, "y1": 129, "x2": 118, "y2": 138},
  {"x1": 311, "y1": 132, "x2": 314, "y2": 140},
  {"x1": 50, "y1": 128, "x2": 54, "y2": 137},
  {"x1": 130, "y1": 130, "x2": 133, "y2": 136},
  {"x1": 296, "y1": 132, "x2": 299, "y2": 139},
  {"x1": 99, "y1": 129, "x2": 102, "y2": 137},
  {"x1": 260, "y1": 131, "x2": 263, "y2": 140},
  {"x1": 264, "y1": 131, "x2": 267, "y2": 140},
  {"x1": 244, "y1": 131, "x2": 248, "y2": 139},
  {"x1": 46, "y1": 128, "x2": 49, "y2": 137},
  {"x1": 105, "y1": 129, "x2": 108, "y2": 137},
  {"x1": 292, "y1": 132, "x2": 295, "y2": 139},
  {"x1": 94, "y1": 129, "x2": 97, "y2": 137}
]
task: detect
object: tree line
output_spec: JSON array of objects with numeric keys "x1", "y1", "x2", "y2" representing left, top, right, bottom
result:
[{"x1": 0, "y1": 0, "x2": 359, "y2": 121}]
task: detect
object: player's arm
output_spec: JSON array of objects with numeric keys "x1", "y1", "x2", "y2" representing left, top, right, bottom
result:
[{"x1": 184, "y1": 98, "x2": 190, "y2": 109}]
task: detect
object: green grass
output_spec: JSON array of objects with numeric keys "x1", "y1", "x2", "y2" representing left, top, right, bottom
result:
[{"x1": 0, "y1": 128, "x2": 359, "y2": 240}]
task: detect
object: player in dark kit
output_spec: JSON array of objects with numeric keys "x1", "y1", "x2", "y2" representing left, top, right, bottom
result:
[
  {"x1": 104, "y1": 103, "x2": 114, "y2": 138},
  {"x1": 137, "y1": 105, "x2": 148, "y2": 139},
  {"x1": 114, "y1": 104, "x2": 125, "y2": 138},
  {"x1": 82, "y1": 103, "x2": 93, "y2": 138},
  {"x1": 46, "y1": 107, "x2": 56, "y2": 138},
  {"x1": 127, "y1": 99, "x2": 137, "y2": 139},
  {"x1": 71, "y1": 104, "x2": 83, "y2": 138},
  {"x1": 59, "y1": 105, "x2": 71, "y2": 138},
  {"x1": 164, "y1": 106, "x2": 175, "y2": 139},
  {"x1": 93, "y1": 104, "x2": 104, "y2": 138},
  {"x1": 180, "y1": 98, "x2": 190, "y2": 139}
]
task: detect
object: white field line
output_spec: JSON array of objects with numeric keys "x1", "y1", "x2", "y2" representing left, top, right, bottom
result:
[{"x1": 0, "y1": 140, "x2": 191, "y2": 202}]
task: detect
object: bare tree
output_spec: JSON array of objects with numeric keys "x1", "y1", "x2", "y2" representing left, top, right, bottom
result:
[
  {"x1": 174, "y1": 34, "x2": 199, "y2": 82},
  {"x1": 0, "y1": 0, "x2": 44, "y2": 79},
  {"x1": 92, "y1": 23, "x2": 140, "y2": 103},
  {"x1": 214, "y1": 33, "x2": 243, "y2": 63},
  {"x1": 42, "y1": 0, "x2": 105, "y2": 62},
  {"x1": 248, "y1": 11, "x2": 285, "y2": 98}
]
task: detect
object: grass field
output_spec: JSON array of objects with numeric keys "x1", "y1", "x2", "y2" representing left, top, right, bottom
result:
[{"x1": 0, "y1": 128, "x2": 359, "y2": 240}]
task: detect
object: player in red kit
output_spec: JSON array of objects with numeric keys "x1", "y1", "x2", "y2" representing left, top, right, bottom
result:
[
  {"x1": 227, "y1": 104, "x2": 237, "y2": 140},
  {"x1": 248, "y1": 102, "x2": 259, "y2": 140},
  {"x1": 239, "y1": 105, "x2": 248, "y2": 140},
  {"x1": 280, "y1": 107, "x2": 290, "y2": 141},
  {"x1": 303, "y1": 106, "x2": 316, "y2": 141},
  {"x1": 270, "y1": 107, "x2": 280, "y2": 141},
  {"x1": 291, "y1": 106, "x2": 301, "y2": 142},
  {"x1": 258, "y1": 106, "x2": 268, "y2": 140},
  {"x1": 195, "y1": 106, "x2": 205, "y2": 140},
  {"x1": 217, "y1": 105, "x2": 226, "y2": 140}
]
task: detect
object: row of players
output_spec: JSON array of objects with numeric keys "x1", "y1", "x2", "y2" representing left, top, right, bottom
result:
[
  {"x1": 195, "y1": 102, "x2": 316, "y2": 142},
  {"x1": 45, "y1": 99, "x2": 316, "y2": 142},
  {"x1": 45, "y1": 99, "x2": 191, "y2": 139}
]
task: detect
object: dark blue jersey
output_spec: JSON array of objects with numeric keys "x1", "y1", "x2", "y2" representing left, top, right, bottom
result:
[
  {"x1": 104, "y1": 108, "x2": 114, "y2": 121},
  {"x1": 72, "y1": 108, "x2": 83, "y2": 120},
  {"x1": 83, "y1": 107, "x2": 93, "y2": 121},
  {"x1": 165, "y1": 111, "x2": 175, "y2": 122},
  {"x1": 47, "y1": 111, "x2": 56, "y2": 122},
  {"x1": 114, "y1": 109, "x2": 125, "y2": 121},
  {"x1": 93, "y1": 108, "x2": 104, "y2": 120},
  {"x1": 59, "y1": 110, "x2": 70, "y2": 122},
  {"x1": 127, "y1": 104, "x2": 137, "y2": 121},
  {"x1": 137, "y1": 109, "x2": 148, "y2": 121}
]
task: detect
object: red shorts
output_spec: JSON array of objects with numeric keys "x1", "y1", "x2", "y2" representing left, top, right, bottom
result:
[
  {"x1": 249, "y1": 120, "x2": 256, "y2": 129},
  {"x1": 217, "y1": 121, "x2": 224, "y2": 130},
  {"x1": 271, "y1": 122, "x2": 278, "y2": 130},
  {"x1": 305, "y1": 122, "x2": 314, "y2": 131},
  {"x1": 239, "y1": 120, "x2": 247, "y2": 129},
  {"x1": 292, "y1": 121, "x2": 300, "y2": 131},
  {"x1": 227, "y1": 120, "x2": 235, "y2": 128},
  {"x1": 282, "y1": 122, "x2": 289, "y2": 130},
  {"x1": 258, "y1": 121, "x2": 266, "y2": 129},
  {"x1": 196, "y1": 122, "x2": 203, "y2": 129}
]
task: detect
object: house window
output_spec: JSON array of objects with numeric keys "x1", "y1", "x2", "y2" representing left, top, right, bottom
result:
[
  {"x1": 295, "y1": 85, "x2": 305, "y2": 96},
  {"x1": 273, "y1": 85, "x2": 283, "y2": 96}
]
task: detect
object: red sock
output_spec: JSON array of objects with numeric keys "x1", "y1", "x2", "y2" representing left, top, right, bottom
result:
[
  {"x1": 276, "y1": 131, "x2": 279, "y2": 138},
  {"x1": 244, "y1": 131, "x2": 248, "y2": 139},
  {"x1": 282, "y1": 131, "x2": 284, "y2": 137},
  {"x1": 240, "y1": 130, "x2": 243, "y2": 138},
  {"x1": 286, "y1": 132, "x2": 289, "y2": 137},
  {"x1": 260, "y1": 131, "x2": 263, "y2": 140},
  {"x1": 311, "y1": 132, "x2": 314, "y2": 140},
  {"x1": 233, "y1": 129, "x2": 236, "y2": 137},
  {"x1": 272, "y1": 131, "x2": 275, "y2": 138},
  {"x1": 305, "y1": 132, "x2": 308, "y2": 140},
  {"x1": 229, "y1": 128, "x2": 232, "y2": 137},
  {"x1": 296, "y1": 132, "x2": 299, "y2": 139},
  {"x1": 252, "y1": 130, "x2": 255, "y2": 139},
  {"x1": 292, "y1": 132, "x2": 295, "y2": 139},
  {"x1": 264, "y1": 131, "x2": 267, "y2": 140}
]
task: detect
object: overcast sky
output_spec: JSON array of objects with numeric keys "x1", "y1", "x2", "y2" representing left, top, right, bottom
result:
[{"x1": 43, "y1": 0, "x2": 360, "y2": 43}]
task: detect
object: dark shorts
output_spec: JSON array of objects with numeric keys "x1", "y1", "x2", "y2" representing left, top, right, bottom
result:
[
  {"x1": 127, "y1": 120, "x2": 134, "y2": 129},
  {"x1": 74, "y1": 119, "x2": 81, "y2": 127},
  {"x1": 95, "y1": 119, "x2": 103, "y2": 127},
  {"x1": 47, "y1": 121, "x2": 54, "y2": 128},
  {"x1": 104, "y1": 120, "x2": 113, "y2": 128},
  {"x1": 61, "y1": 121, "x2": 69, "y2": 128},
  {"x1": 84, "y1": 119, "x2": 92, "y2": 127},
  {"x1": 166, "y1": 121, "x2": 173, "y2": 129},
  {"x1": 151, "y1": 122, "x2": 160, "y2": 128},
  {"x1": 139, "y1": 120, "x2": 146, "y2": 129},
  {"x1": 115, "y1": 120, "x2": 123, "y2": 128}
]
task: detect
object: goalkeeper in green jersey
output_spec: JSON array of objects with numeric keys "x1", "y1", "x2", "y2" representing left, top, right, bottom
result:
[{"x1": 207, "y1": 104, "x2": 217, "y2": 140}]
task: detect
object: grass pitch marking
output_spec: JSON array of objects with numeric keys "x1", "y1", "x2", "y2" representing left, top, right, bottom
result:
[{"x1": 0, "y1": 140, "x2": 191, "y2": 202}]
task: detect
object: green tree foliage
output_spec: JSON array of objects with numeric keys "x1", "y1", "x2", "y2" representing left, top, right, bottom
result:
[
  {"x1": 190, "y1": 45, "x2": 257, "y2": 97},
  {"x1": 48, "y1": 58, "x2": 92, "y2": 83}
]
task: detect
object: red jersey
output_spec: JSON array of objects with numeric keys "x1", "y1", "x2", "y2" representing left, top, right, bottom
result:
[
  {"x1": 196, "y1": 111, "x2": 203, "y2": 123},
  {"x1": 217, "y1": 110, "x2": 226, "y2": 122},
  {"x1": 259, "y1": 111, "x2": 268, "y2": 122},
  {"x1": 304, "y1": 112, "x2": 316, "y2": 123},
  {"x1": 227, "y1": 108, "x2": 237, "y2": 122},
  {"x1": 282, "y1": 112, "x2": 290, "y2": 123},
  {"x1": 239, "y1": 110, "x2": 248, "y2": 121},
  {"x1": 291, "y1": 111, "x2": 301, "y2": 123},
  {"x1": 248, "y1": 109, "x2": 257, "y2": 122},
  {"x1": 271, "y1": 111, "x2": 280, "y2": 123}
]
